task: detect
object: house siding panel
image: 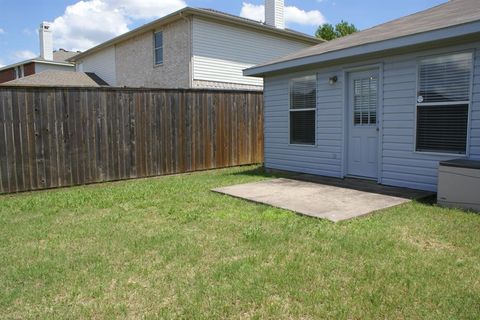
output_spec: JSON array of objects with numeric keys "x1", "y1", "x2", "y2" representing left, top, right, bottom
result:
[
  {"x1": 380, "y1": 44, "x2": 480, "y2": 191},
  {"x1": 76, "y1": 46, "x2": 117, "y2": 86},
  {"x1": 263, "y1": 69, "x2": 343, "y2": 178},
  {"x1": 263, "y1": 42, "x2": 480, "y2": 192},
  {"x1": 471, "y1": 47, "x2": 480, "y2": 159},
  {"x1": 35, "y1": 63, "x2": 75, "y2": 74},
  {"x1": 192, "y1": 17, "x2": 314, "y2": 89}
]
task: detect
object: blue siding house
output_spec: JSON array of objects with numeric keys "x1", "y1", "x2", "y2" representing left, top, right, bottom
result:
[{"x1": 244, "y1": 0, "x2": 480, "y2": 192}]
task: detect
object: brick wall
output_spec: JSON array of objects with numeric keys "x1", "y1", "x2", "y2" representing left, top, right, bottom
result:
[
  {"x1": 24, "y1": 63, "x2": 35, "y2": 76},
  {"x1": 0, "y1": 68, "x2": 15, "y2": 83}
]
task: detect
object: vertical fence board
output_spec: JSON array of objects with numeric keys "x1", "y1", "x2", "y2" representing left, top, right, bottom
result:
[
  {"x1": 88, "y1": 90, "x2": 97, "y2": 183},
  {"x1": 82, "y1": 90, "x2": 91, "y2": 184},
  {"x1": 46, "y1": 90, "x2": 57, "y2": 188},
  {"x1": 123, "y1": 92, "x2": 132, "y2": 179},
  {"x1": 11, "y1": 90, "x2": 24, "y2": 191},
  {"x1": 18, "y1": 90, "x2": 30, "y2": 190},
  {"x1": 0, "y1": 90, "x2": 7, "y2": 193},
  {"x1": 53, "y1": 90, "x2": 64, "y2": 187},
  {"x1": 120, "y1": 92, "x2": 127, "y2": 178},
  {"x1": 0, "y1": 87, "x2": 263, "y2": 194}
]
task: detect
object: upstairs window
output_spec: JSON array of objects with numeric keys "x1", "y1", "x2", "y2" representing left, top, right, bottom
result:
[
  {"x1": 416, "y1": 52, "x2": 472, "y2": 154},
  {"x1": 289, "y1": 75, "x2": 316, "y2": 145},
  {"x1": 15, "y1": 66, "x2": 24, "y2": 79},
  {"x1": 154, "y1": 31, "x2": 163, "y2": 65}
]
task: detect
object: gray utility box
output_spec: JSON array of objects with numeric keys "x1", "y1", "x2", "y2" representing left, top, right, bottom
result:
[{"x1": 438, "y1": 159, "x2": 480, "y2": 212}]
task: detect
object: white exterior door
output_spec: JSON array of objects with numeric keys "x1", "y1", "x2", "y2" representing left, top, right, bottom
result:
[{"x1": 347, "y1": 70, "x2": 379, "y2": 179}]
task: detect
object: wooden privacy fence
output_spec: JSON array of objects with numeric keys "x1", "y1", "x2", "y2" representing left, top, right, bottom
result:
[{"x1": 0, "y1": 87, "x2": 263, "y2": 194}]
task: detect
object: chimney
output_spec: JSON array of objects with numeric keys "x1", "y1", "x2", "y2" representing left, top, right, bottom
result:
[
  {"x1": 39, "y1": 22, "x2": 53, "y2": 60},
  {"x1": 265, "y1": 0, "x2": 285, "y2": 29}
]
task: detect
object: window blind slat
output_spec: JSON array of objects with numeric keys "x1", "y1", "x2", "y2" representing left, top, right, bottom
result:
[
  {"x1": 290, "y1": 76, "x2": 316, "y2": 145},
  {"x1": 416, "y1": 52, "x2": 471, "y2": 154},
  {"x1": 418, "y1": 52, "x2": 472, "y2": 103},
  {"x1": 290, "y1": 76, "x2": 316, "y2": 110},
  {"x1": 354, "y1": 77, "x2": 377, "y2": 125},
  {"x1": 416, "y1": 104, "x2": 468, "y2": 154},
  {"x1": 290, "y1": 110, "x2": 316, "y2": 145}
]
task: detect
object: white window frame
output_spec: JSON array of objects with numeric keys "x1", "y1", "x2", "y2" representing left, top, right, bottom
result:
[
  {"x1": 414, "y1": 51, "x2": 474, "y2": 156},
  {"x1": 153, "y1": 31, "x2": 163, "y2": 66},
  {"x1": 288, "y1": 74, "x2": 317, "y2": 146}
]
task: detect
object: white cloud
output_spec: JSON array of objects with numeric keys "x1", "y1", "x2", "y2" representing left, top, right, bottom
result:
[
  {"x1": 285, "y1": 6, "x2": 326, "y2": 26},
  {"x1": 13, "y1": 50, "x2": 37, "y2": 60},
  {"x1": 51, "y1": 0, "x2": 129, "y2": 51},
  {"x1": 0, "y1": 28, "x2": 5, "y2": 34},
  {"x1": 113, "y1": 0, "x2": 187, "y2": 19},
  {"x1": 240, "y1": 3, "x2": 265, "y2": 22},
  {"x1": 240, "y1": 2, "x2": 326, "y2": 26},
  {"x1": 50, "y1": 0, "x2": 186, "y2": 52}
]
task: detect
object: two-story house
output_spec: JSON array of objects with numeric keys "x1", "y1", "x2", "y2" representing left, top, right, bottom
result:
[
  {"x1": 69, "y1": 0, "x2": 322, "y2": 90},
  {"x1": 0, "y1": 22, "x2": 78, "y2": 84}
]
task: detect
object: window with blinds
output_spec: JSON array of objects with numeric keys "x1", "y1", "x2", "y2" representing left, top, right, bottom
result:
[
  {"x1": 290, "y1": 75, "x2": 316, "y2": 145},
  {"x1": 353, "y1": 77, "x2": 378, "y2": 125},
  {"x1": 416, "y1": 52, "x2": 472, "y2": 154},
  {"x1": 154, "y1": 31, "x2": 163, "y2": 65}
]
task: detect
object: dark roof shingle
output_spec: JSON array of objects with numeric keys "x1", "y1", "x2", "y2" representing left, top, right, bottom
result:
[{"x1": 1, "y1": 70, "x2": 109, "y2": 87}]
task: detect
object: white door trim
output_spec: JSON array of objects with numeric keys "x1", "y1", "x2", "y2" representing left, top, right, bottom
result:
[{"x1": 342, "y1": 64, "x2": 383, "y2": 183}]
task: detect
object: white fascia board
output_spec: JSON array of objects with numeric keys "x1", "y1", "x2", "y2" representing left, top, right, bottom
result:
[{"x1": 244, "y1": 20, "x2": 480, "y2": 77}]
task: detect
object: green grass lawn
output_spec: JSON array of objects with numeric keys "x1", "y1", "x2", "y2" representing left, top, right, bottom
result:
[{"x1": 0, "y1": 166, "x2": 479, "y2": 319}]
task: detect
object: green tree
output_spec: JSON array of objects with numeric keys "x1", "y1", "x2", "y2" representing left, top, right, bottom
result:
[
  {"x1": 315, "y1": 20, "x2": 358, "y2": 40},
  {"x1": 335, "y1": 20, "x2": 358, "y2": 37}
]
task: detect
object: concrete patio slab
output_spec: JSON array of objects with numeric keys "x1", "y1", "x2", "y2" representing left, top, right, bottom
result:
[{"x1": 212, "y1": 177, "x2": 433, "y2": 222}]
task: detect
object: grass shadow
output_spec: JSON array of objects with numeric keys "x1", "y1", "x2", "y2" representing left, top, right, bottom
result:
[
  {"x1": 413, "y1": 195, "x2": 479, "y2": 217},
  {"x1": 415, "y1": 194, "x2": 437, "y2": 205},
  {"x1": 230, "y1": 166, "x2": 296, "y2": 179}
]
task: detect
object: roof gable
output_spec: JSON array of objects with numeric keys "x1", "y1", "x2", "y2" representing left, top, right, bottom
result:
[
  {"x1": 245, "y1": 0, "x2": 480, "y2": 76},
  {"x1": 0, "y1": 49, "x2": 77, "y2": 72},
  {"x1": 70, "y1": 7, "x2": 322, "y2": 62}
]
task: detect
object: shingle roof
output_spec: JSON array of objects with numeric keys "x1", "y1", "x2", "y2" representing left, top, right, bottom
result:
[
  {"x1": 51, "y1": 49, "x2": 79, "y2": 62},
  {"x1": 1, "y1": 70, "x2": 109, "y2": 87},
  {"x1": 245, "y1": 0, "x2": 480, "y2": 75},
  {"x1": 29, "y1": 49, "x2": 78, "y2": 63},
  {"x1": 0, "y1": 49, "x2": 78, "y2": 72},
  {"x1": 198, "y1": 8, "x2": 317, "y2": 41}
]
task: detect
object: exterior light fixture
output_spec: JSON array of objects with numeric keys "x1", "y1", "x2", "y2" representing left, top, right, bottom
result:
[{"x1": 329, "y1": 76, "x2": 338, "y2": 85}]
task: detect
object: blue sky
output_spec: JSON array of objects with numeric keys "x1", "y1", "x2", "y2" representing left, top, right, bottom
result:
[{"x1": 0, "y1": 0, "x2": 447, "y2": 67}]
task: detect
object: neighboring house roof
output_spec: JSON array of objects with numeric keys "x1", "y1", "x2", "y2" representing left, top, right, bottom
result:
[
  {"x1": 1, "y1": 70, "x2": 109, "y2": 87},
  {"x1": 50, "y1": 49, "x2": 79, "y2": 62},
  {"x1": 198, "y1": 8, "x2": 318, "y2": 42},
  {"x1": 0, "y1": 49, "x2": 79, "y2": 72},
  {"x1": 70, "y1": 7, "x2": 322, "y2": 62},
  {"x1": 245, "y1": 0, "x2": 480, "y2": 76}
]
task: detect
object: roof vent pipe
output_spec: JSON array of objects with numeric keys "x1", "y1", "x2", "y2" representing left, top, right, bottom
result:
[{"x1": 265, "y1": 0, "x2": 285, "y2": 29}]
